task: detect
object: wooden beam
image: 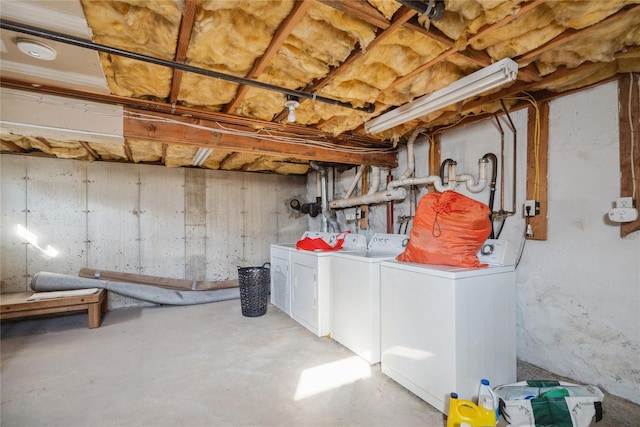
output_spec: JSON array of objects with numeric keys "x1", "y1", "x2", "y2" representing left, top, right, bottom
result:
[
  {"x1": 526, "y1": 100, "x2": 548, "y2": 240},
  {"x1": 619, "y1": 73, "x2": 640, "y2": 237},
  {"x1": 382, "y1": 0, "x2": 543, "y2": 95},
  {"x1": 316, "y1": 0, "x2": 390, "y2": 30},
  {"x1": 273, "y1": 5, "x2": 416, "y2": 121},
  {"x1": 517, "y1": 4, "x2": 640, "y2": 63},
  {"x1": 79, "y1": 141, "x2": 100, "y2": 160},
  {"x1": 123, "y1": 140, "x2": 134, "y2": 162},
  {"x1": 466, "y1": 0, "x2": 546, "y2": 46},
  {"x1": 124, "y1": 109, "x2": 397, "y2": 167},
  {"x1": 404, "y1": 18, "x2": 455, "y2": 48},
  {"x1": 169, "y1": 0, "x2": 197, "y2": 104},
  {"x1": 161, "y1": 143, "x2": 168, "y2": 165},
  {"x1": 0, "y1": 78, "x2": 384, "y2": 146},
  {"x1": 224, "y1": 0, "x2": 311, "y2": 114},
  {"x1": 1, "y1": 139, "x2": 26, "y2": 153},
  {"x1": 35, "y1": 137, "x2": 53, "y2": 150}
]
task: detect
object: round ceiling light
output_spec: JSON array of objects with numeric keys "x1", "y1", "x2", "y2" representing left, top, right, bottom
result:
[{"x1": 16, "y1": 38, "x2": 57, "y2": 61}]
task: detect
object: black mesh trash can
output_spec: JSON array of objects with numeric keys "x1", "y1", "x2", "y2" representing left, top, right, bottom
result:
[{"x1": 237, "y1": 262, "x2": 270, "y2": 317}]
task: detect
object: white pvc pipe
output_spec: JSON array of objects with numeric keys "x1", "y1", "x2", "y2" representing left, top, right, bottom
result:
[
  {"x1": 398, "y1": 127, "x2": 423, "y2": 181},
  {"x1": 456, "y1": 159, "x2": 488, "y2": 193},
  {"x1": 345, "y1": 166, "x2": 365, "y2": 199},
  {"x1": 328, "y1": 127, "x2": 488, "y2": 209},
  {"x1": 388, "y1": 175, "x2": 455, "y2": 193},
  {"x1": 368, "y1": 166, "x2": 381, "y2": 195},
  {"x1": 329, "y1": 187, "x2": 407, "y2": 209}
]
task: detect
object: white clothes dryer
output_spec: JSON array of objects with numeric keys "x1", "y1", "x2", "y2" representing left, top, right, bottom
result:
[
  {"x1": 289, "y1": 232, "x2": 366, "y2": 337},
  {"x1": 270, "y1": 231, "x2": 350, "y2": 316}
]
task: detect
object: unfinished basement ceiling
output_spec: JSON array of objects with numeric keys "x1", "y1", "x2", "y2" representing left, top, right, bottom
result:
[{"x1": 1, "y1": 0, "x2": 639, "y2": 175}]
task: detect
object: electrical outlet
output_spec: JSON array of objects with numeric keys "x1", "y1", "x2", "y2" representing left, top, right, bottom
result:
[
  {"x1": 524, "y1": 200, "x2": 540, "y2": 217},
  {"x1": 616, "y1": 197, "x2": 635, "y2": 208}
]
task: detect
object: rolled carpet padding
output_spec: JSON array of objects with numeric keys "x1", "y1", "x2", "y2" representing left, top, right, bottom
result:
[{"x1": 31, "y1": 272, "x2": 240, "y2": 306}]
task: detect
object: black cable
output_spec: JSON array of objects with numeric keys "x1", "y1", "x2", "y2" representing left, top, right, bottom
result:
[{"x1": 0, "y1": 19, "x2": 374, "y2": 113}]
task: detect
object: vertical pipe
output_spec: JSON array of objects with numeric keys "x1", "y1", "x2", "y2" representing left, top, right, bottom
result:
[
  {"x1": 500, "y1": 100, "x2": 517, "y2": 214},
  {"x1": 386, "y1": 170, "x2": 394, "y2": 233},
  {"x1": 494, "y1": 114, "x2": 506, "y2": 211}
]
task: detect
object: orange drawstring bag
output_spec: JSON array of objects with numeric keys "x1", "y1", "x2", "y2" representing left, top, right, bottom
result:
[{"x1": 396, "y1": 190, "x2": 491, "y2": 268}]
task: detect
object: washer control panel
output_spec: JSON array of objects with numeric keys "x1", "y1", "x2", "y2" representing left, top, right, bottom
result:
[{"x1": 477, "y1": 239, "x2": 516, "y2": 266}]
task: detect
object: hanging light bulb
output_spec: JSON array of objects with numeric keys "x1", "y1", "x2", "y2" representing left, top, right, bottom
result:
[{"x1": 284, "y1": 95, "x2": 300, "y2": 123}]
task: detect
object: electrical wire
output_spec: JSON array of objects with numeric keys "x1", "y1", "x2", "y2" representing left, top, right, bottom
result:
[
  {"x1": 514, "y1": 218, "x2": 528, "y2": 269},
  {"x1": 506, "y1": 93, "x2": 541, "y2": 201},
  {"x1": 2, "y1": 90, "x2": 395, "y2": 155},
  {"x1": 126, "y1": 111, "x2": 395, "y2": 155}
]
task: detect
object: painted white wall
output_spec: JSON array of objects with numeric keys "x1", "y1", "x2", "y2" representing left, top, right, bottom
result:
[
  {"x1": 1, "y1": 158, "x2": 308, "y2": 309},
  {"x1": 325, "y1": 81, "x2": 639, "y2": 403},
  {"x1": 517, "y1": 82, "x2": 639, "y2": 403}
]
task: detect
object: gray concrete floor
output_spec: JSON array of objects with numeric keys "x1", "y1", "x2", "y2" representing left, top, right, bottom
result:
[{"x1": 1, "y1": 299, "x2": 638, "y2": 427}]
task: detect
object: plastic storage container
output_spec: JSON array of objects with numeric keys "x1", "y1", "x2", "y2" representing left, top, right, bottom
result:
[
  {"x1": 447, "y1": 393, "x2": 495, "y2": 427},
  {"x1": 237, "y1": 262, "x2": 270, "y2": 317}
]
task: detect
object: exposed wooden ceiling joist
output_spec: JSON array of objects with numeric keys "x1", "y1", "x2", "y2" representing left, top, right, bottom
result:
[
  {"x1": 124, "y1": 109, "x2": 397, "y2": 167},
  {"x1": 224, "y1": 0, "x2": 312, "y2": 114},
  {"x1": 168, "y1": 0, "x2": 197, "y2": 105}
]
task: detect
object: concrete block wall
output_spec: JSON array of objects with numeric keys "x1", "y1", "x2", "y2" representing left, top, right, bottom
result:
[{"x1": 1, "y1": 159, "x2": 308, "y2": 309}]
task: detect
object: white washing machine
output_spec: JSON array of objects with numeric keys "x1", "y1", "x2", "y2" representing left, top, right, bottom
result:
[
  {"x1": 379, "y1": 245, "x2": 516, "y2": 414},
  {"x1": 289, "y1": 232, "x2": 366, "y2": 337},
  {"x1": 331, "y1": 233, "x2": 408, "y2": 364}
]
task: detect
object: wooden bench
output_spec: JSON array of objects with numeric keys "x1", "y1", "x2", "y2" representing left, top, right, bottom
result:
[{"x1": 0, "y1": 288, "x2": 108, "y2": 328}]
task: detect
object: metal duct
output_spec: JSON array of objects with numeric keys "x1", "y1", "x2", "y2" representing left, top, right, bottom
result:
[{"x1": 310, "y1": 161, "x2": 340, "y2": 232}]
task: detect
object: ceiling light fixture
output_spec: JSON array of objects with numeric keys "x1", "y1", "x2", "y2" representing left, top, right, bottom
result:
[
  {"x1": 365, "y1": 58, "x2": 519, "y2": 134},
  {"x1": 16, "y1": 38, "x2": 57, "y2": 60},
  {"x1": 192, "y1": 147, "x2": 212, "y2": 166},
  {"x1": 285, "y1": 95, "x2": 300, "y2": 123}
]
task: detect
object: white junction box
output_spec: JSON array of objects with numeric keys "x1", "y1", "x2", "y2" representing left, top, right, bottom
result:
[{"x1": 608, "y1": 197, "x2": 638, "y2": 223}]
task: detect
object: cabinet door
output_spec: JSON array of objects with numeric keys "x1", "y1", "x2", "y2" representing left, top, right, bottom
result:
[
  {"x1": 291, "y1": 259, "x2": 318, "y2": 334},
  {"x1": 270, "y1": 248, "x2": 290, "y2": 315}
]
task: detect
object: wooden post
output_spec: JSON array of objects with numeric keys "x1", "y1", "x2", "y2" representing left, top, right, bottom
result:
[
  {"x1": 619, "y1": 73, "x2": 640, "y2": 237},
  {"x1": 526, "y1": 101, "x2": 549, "y2": 240}
]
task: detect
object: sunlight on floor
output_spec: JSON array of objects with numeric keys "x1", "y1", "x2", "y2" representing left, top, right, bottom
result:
[{"x1": 294, "y1": 355, "x2": 371, "y2": 401}]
